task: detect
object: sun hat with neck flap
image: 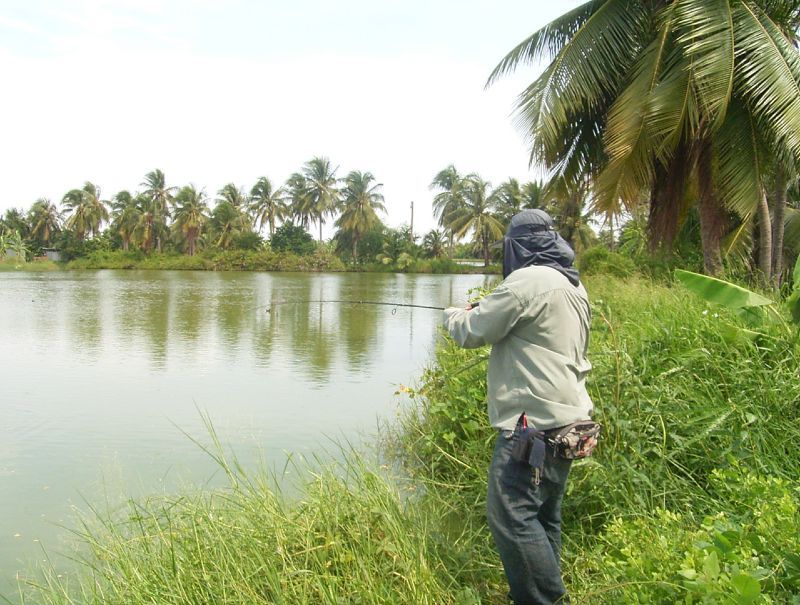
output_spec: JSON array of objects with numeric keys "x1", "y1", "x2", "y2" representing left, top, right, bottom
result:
[{"x1": 502, "y1": 209, "x2": 580, "y2": 285}]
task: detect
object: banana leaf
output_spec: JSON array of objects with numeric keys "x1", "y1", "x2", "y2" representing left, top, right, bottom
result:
[
  {"x1": 787, "y1": 256, "x2": 800, "y2": 324},
  {"x1": 674, "y1": 270, "x2": 774, "y2": 309}
]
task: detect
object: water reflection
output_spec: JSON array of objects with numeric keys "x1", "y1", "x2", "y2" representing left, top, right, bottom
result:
[
  {"x1": 0, "y1": 269, "x2": 495, "y2": 599},
  {"x1": 67, "y1": 274, "x2": 102, "y2": 358}
]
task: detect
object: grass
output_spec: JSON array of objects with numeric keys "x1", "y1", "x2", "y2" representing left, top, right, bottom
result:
[
  {"x1": 0, "y1": 259, "x2": 60, "y2": 272},
  {"x1": 13, "y1": 274, "x2": 800, "y2": 604}
]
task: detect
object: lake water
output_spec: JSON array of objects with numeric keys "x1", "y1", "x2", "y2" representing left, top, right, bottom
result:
[{"x1": 0, "y1": 269, "x2": 493, "y2": 598}]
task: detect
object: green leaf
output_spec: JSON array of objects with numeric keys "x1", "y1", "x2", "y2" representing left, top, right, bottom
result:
[
  {"x1": 793, "y1": 253, "x2": 800, "y2": 287},
  {"x1": 703, "y1": 551, "x2": 720, "y2": 580},
  {"x1": 731, "y1": 573, "x2": 760, "y2": 604},
  {"x1": 787, "y1": 289, "x2": 800, "y2": 325},
  {"x1": 675, "y1": 270, "x2": 774, "y2": 309},
  {"x1": 712, "y1": 532, "x2": 733, "y2": 553}
]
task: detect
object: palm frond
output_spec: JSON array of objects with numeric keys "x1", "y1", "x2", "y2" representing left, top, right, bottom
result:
[
  {"x1": 486, "y1": 1, "x2": 603, "y2": 87},
  {"x1": 511, "y1": 0, "x2": 649, "y2": 167},
  {"x1": 714, "y1": 97, "x2": 764, "y2": 217},
  {"x1": 646, "y1": 50, "x2": 700, "y2": 160},
  {"x1": 732, "y1": 2, "x2": 800, "y2": 159},
  {"x1": 594, "y1": 18, "x2": 677, "y2": 214},
  {"x1": 674, "y1": 0, "x2": 735, "y2": 129}
]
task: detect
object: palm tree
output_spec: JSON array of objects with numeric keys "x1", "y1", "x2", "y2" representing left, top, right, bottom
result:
[
  {"x1": 209, "y1": 200, "x2": 248, "y2": 250},
  {"x1": 377, "y1": 228, "x2": 415, "y2": 270},
  {"x1": 250, "y1": 177, "x2": 286, "y2": 237},
  {"x1": 545, "y1": 176, "x2": 597, "y2": 254},
  {"x1": 141, "y1": 169, "x2": 176, "y2": 253},
  {"x1": 1, "y1": 208, "x2": 30, "y2": 239},
  {"x1": 63, "y1": 182, "x2": 109, "y2": 240},
  {"x1": 489, "y1": 1, "x2": 800, "y2": 276},
  {"x1": 422, "y1": 229, "x2": 447, "y2": 258},
  {"x1": 493, "y1": 178, "x2": 544, "y2": 227},
  {"x1": 172, "y1": 185, "x2": 209, "y2": 256},
  {"x1": 218, "y1": 183, "x2": 249, "y2": 210},
  {"x1": 301, "y1": 157, "x2": 340, "y2": 242},
  {"x1": 448, "y1": 175, "x2": 505, "y2": 267},
  {"x1": 28, "y1": 198, "x2": 62, "y2": 246},
  {"x1": 110, "y1": 191, "x2": 141, "y2": 252},
  {"x1": 335, "y1": 171, "x2": 386, "y2": 261},
  {"x1": 287, "y1": 172, "x2": 314, "y2": 231},
  {"x1": 430, "y1": 165, "x2": 466, "y2": 256}
]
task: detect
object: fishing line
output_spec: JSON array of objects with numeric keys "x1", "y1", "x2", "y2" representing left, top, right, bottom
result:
[{"x1": 252, "y1": 299, "x2": 447, "y2": 314}]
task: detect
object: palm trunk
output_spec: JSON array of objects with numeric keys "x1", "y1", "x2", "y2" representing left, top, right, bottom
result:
[
  {"x1": 697, "y1": 140, "x2": 725, "y2": 276},
  {"x1": 353, "y1": 237, "x2": 358, "y2": 263},
  {"x1": 757, "y1": 192, "x2": 772, "y2": 287},
  {"x1": 771, "y1": 168, "x2": 787, "y2": 288}
]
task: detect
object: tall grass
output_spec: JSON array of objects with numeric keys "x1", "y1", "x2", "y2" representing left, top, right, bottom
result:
[{"x1": 15, "y1": 275, "x2": 800, "y2": 604}]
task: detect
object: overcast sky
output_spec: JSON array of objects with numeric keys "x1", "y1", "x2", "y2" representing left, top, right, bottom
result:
[{"x1": 0, "y1": 0, "x2": 584, "y2": 238}]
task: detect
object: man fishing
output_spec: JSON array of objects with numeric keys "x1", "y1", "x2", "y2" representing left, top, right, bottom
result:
[{"x1": 442, "y1": 209, "x2": 594, "y2": 605}]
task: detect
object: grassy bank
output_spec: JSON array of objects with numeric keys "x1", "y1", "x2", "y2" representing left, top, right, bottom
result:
[
  {"x1": 60, "y1": 250, "x2": 498, "y2": 275},
  {"x1": 0, "y1": 259, "x2": 60, "y2": 272},
  {"x1": 15, "y1": 275, "x2": 800, "y2": 604}
]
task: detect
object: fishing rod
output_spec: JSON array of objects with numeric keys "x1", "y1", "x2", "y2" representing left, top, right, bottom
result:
[{"x1": 253, "y1": 299, "x2": 447, "y2": 314}]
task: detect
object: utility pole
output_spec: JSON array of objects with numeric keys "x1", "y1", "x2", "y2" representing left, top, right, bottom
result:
[{"x1": 410, "y1": 200, "x2": 414, "y2": 242}]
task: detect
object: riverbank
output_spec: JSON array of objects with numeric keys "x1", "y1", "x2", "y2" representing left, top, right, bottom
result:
[
  {"x1": 14, "y1": 274, "x2": 800, "y2": 604},
  {"x1": 1, "y1": 251, "x2": 499, "y2": 275}
]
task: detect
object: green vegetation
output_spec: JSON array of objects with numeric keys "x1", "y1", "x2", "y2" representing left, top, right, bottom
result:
[
  {"x1": 1, "y1": 161, "x2": 546, "y2": 273},
  {"x1": 489, "y1": 1, "x2": 800, "y2": 282},
  {"x1": 16, "y1": 272, "x2": 800, "y2": 604}
]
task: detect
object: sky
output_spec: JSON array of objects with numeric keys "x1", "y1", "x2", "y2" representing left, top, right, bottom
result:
[{"x1": 0, "y1": 0, "x2": 585, "y2": 238}]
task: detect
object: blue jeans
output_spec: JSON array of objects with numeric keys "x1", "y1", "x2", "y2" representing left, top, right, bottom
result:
[{"x1": 486, "y1": 431, "x2": 573, "y2": 605}]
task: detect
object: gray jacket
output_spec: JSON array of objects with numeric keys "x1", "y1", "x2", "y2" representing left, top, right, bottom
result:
[{"x1": 442, "y1": 265, "x2": 593, "y2": 431}]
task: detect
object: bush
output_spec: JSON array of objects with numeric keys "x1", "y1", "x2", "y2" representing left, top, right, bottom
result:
[
  {"x1": 577, "y1": 246, "x2": 636, "y2": 278},
  {"x1": 270, "y1": 223, "x2": 316, "y2": 255}
]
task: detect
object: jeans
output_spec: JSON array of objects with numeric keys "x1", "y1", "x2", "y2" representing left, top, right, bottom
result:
[{"x1": 486, "y1": 431, "x2": 573, "y2": 605}]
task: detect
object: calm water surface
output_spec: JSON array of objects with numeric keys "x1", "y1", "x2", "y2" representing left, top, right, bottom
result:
[{"x1": 0, "y1": 269, "x2": 493, "y2": 597}]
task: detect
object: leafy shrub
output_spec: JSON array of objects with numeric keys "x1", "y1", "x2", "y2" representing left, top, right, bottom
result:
[
  {"x1": 573, "y1": 470, "x2": 800, "y2": 603},
  {"x1": 270, "y1": 222, "x2": 316, "y2": 255},
  {"x1": 577, "y1": 246, "x2": 636, "y2": 278}
]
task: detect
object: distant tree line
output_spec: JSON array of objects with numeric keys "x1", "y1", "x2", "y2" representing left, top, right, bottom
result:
[{"x1": 0, "y1": 158, "x2": 566, "y2": 269}]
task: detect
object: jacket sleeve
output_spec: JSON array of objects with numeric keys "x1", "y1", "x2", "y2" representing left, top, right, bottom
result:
[{"x1": 442, "y1": 284, "x2": 523, "y2": 348}]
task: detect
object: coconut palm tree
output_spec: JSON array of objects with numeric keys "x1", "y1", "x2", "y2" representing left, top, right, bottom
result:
[
  {"x1": 1, "y1": 208, "x2": 30, "y2": 239},
  {"x1": 448, "y1": 175, "x2": 505, "y2": 266},
  {"x1": 286, "y1": 172, "x2": 314, "y2": 231},
  {"x1": 301, "y1": 157, "x2": 340, "y2": 242},
  {"x1": 545, "y1": 176, "x2": 597, "y2": 254},
  {"x1": 335, "y1": 171, "x2": 386, "y2": 261},
  {"x1": 109, "y1": 191, "x2": 141, "y2": 252},
  {"x1": 218, "y1": 183, "x2": 249, "y2": 210},
  {"x1": 63, "y1": 182, "x2": 109, "y2": 240},
  {"x1": 422, "y1": 229, "x2": 447, "y2": 258},
  {"x1": 209, "y1": 199, "x2": 248, "y2": 250},
  {"x1": 250, "y1": 177, "x2": 286, "y2": 237},
  {"x1": 172, "y1": 185, "x2": 209, "y2": 256},
  {"x1": 489, "y1": 1, "x2": 800, "y2": 276},
  {"x1": 28, "y1": 198, "x2": 62, "y2": 246},
  {"x1": 430, "y1": 165, "x2": 466, "y2": 256},
  {"x1": 141, "y1": 169, "x2": 176, "y2": 253}
]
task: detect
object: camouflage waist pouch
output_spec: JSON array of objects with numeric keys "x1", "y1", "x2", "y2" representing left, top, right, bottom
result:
[{"x1": 547, "y1": 421, "x2": 601, "y2": 459}]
